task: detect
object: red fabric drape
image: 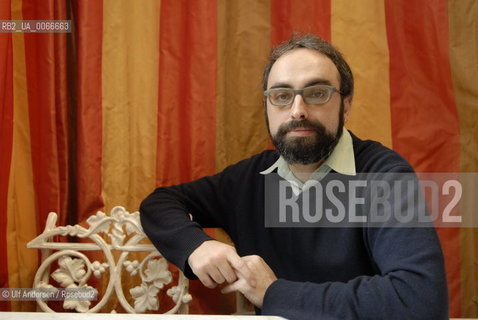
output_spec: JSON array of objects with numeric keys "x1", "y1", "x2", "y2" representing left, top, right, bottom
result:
[
  {"x1": 74, "y1": 0, "x2": 104, "y2": 223},
  {"x1": 22, "y1": 0, "x2": 70, "y2": 227},
  {"x1": 271, "y1": 0, "x2": 331, "y2": 43},
  {"x1": 385, "y1": 0, "x2": 461, "y2": 316},
  {"x1": 0, "y1": 0, "x2": 14, "y2": 310}
]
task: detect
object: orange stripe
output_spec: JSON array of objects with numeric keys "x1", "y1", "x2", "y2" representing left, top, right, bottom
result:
[
  {"x1": 448, "y1": 1, "x2": 478, "y2": 316},
  {"x1": 7, "y1": 0, "x2": 38, "y2": 310},
  {"x1": 384, "y1": 1, "x2": 461, "y2": 316},
  {"x1": 331, "y1": 1, "x2": 392, "y2": 148},
  {"x1": 216, "y1": 0, "x2": 271, "y2": 170},
  {"x1": 0, "y1": 0, "x2": 13, "y2": 310},
  {"x1": 156, "y1": 0, "x2": 217, "y2": 186},
  {"x1": 101, "y1": 0, "x2": 160, "y2": 212},
  {"x1": 75, "y1": 0, "x2": 104, "y2": 222},
  {"x1": 271, "y1": 0, "x2": 331, "y2": 44},
  {"x1": 214, "y1": 0, "x2": 273, "y2": 314},
  {"x1": 448, "y1": 2, "x2": 478, "y2": 172}
]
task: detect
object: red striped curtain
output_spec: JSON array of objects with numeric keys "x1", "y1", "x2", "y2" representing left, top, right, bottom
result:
[{"x1": 1, "y1": 0, "x2": 477, "y2": 316}]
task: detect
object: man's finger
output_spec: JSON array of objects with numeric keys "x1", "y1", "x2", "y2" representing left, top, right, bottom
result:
[
  {"x1": 221, "y1": 278, "x2": 246, "y2": 294},
  {"x1": 215, "y1": 258, "x2": 238, "y2": 283},
  {"x1": 197, "y1": 272, "x2": 217, "y2": 289},
  {"x1": 207, "y1": 265, "x2": 226, "y2": 285},
  {"x1": 228, "y1": 255, "x2": 256, "y2": 287},
  {"x1": 221, "y1": 283, "x2": 236, "y2": 294}
]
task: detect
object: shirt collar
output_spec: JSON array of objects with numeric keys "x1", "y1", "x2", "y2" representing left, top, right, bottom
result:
[{"x1": 324, "y1": 127, "x2": 356, "y2": 176}]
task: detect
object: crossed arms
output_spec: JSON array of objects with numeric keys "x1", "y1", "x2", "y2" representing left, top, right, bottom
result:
[{"x1": 140, "y1": 155, "x2": 448, "y2": 319}]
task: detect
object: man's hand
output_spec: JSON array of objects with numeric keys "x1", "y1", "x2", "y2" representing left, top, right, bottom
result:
[
  {"x1": 222, "y1": 255, "x2": 277, "y2": 308},
  {"x1": 188, "y1": 240, "x2": 256, "y2": 289}
]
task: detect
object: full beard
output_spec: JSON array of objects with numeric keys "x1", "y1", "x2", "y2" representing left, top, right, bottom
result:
[{"x1": 269, "y1": 104, "x2": 344, "y2": 165}]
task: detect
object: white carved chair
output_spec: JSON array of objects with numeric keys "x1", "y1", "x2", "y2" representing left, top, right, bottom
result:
[{"x1": 27, "y1": 206, "x2": 192, "y2": 313}]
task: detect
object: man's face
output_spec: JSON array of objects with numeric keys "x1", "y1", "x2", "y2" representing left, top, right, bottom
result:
[{"x1": 265, "y1": 48, "x2": 351, "y2": 164}]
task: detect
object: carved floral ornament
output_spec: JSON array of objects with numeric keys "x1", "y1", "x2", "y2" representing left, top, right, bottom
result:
[{"x1": 27, "y1": 206, "x2": 192, "y2": 313}]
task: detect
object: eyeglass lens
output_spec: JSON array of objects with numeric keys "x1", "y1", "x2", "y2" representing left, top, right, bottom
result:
[{"x1": 268, "y1": 86, "x2": 334, "y2": 106}]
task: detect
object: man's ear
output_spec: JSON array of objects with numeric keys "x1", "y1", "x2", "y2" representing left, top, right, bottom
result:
[{"x1": 343, "y1": 95, "x2": 352, "y2": 123}]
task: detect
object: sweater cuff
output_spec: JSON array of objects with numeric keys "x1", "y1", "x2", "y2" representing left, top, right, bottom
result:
[
  {"x1": 262, "y1": 279, "x2": 301, "y2": 317},
  {"x1": 175, "y1": 228, "x2": 214, "y2": 279}
]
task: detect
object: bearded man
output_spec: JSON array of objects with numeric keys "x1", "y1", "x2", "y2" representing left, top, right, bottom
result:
[{"x1": 140, "y1": 34, "x2": 448, "y2": 320}]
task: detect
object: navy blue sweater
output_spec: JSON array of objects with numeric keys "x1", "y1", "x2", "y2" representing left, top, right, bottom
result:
[{"x1": 140, "y1": 134, "x2": 448, "y2": 319}]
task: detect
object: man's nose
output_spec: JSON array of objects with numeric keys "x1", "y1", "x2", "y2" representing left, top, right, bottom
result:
[{"x1": 290, "y1": 94, "x2": 308, "y2": 120}]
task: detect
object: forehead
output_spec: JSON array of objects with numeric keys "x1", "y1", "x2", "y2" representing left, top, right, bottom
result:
[{"x1": 267, "y1": 48, "x2": 340, "y2": 89}]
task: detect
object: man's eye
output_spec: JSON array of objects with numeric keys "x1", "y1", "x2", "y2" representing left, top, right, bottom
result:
[
  {"x1": 310, "y1": 89, "x2": 327, "y2": 98},
  {"x1": 274, "y1": 92, "x2": 293, "y2": 101}
]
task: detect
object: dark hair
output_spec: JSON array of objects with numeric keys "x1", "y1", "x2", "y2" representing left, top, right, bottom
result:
[{"x1": 262, "y1": 33, "x2": 354, "y2": 98}]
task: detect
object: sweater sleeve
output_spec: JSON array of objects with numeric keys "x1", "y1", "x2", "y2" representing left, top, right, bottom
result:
[
  {"x1": 262, "y1": 169, "x2": 449, "y2": 320},
  {"x1": 262, "y1": 226, "x2": 448, "y2": 320},
  {"x1": 139, "y1": 172, "x2": 229, "y2": 278}
]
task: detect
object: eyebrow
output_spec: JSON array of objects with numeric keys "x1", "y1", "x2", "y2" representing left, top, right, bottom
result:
[{"x1": 269, "y1": 78, "x2": 333, "y2": 90}]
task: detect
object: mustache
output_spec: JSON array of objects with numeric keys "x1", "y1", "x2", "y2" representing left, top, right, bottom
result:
[{"x1": 278, "y1": 119, "x2": 325, "y2": 134}]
